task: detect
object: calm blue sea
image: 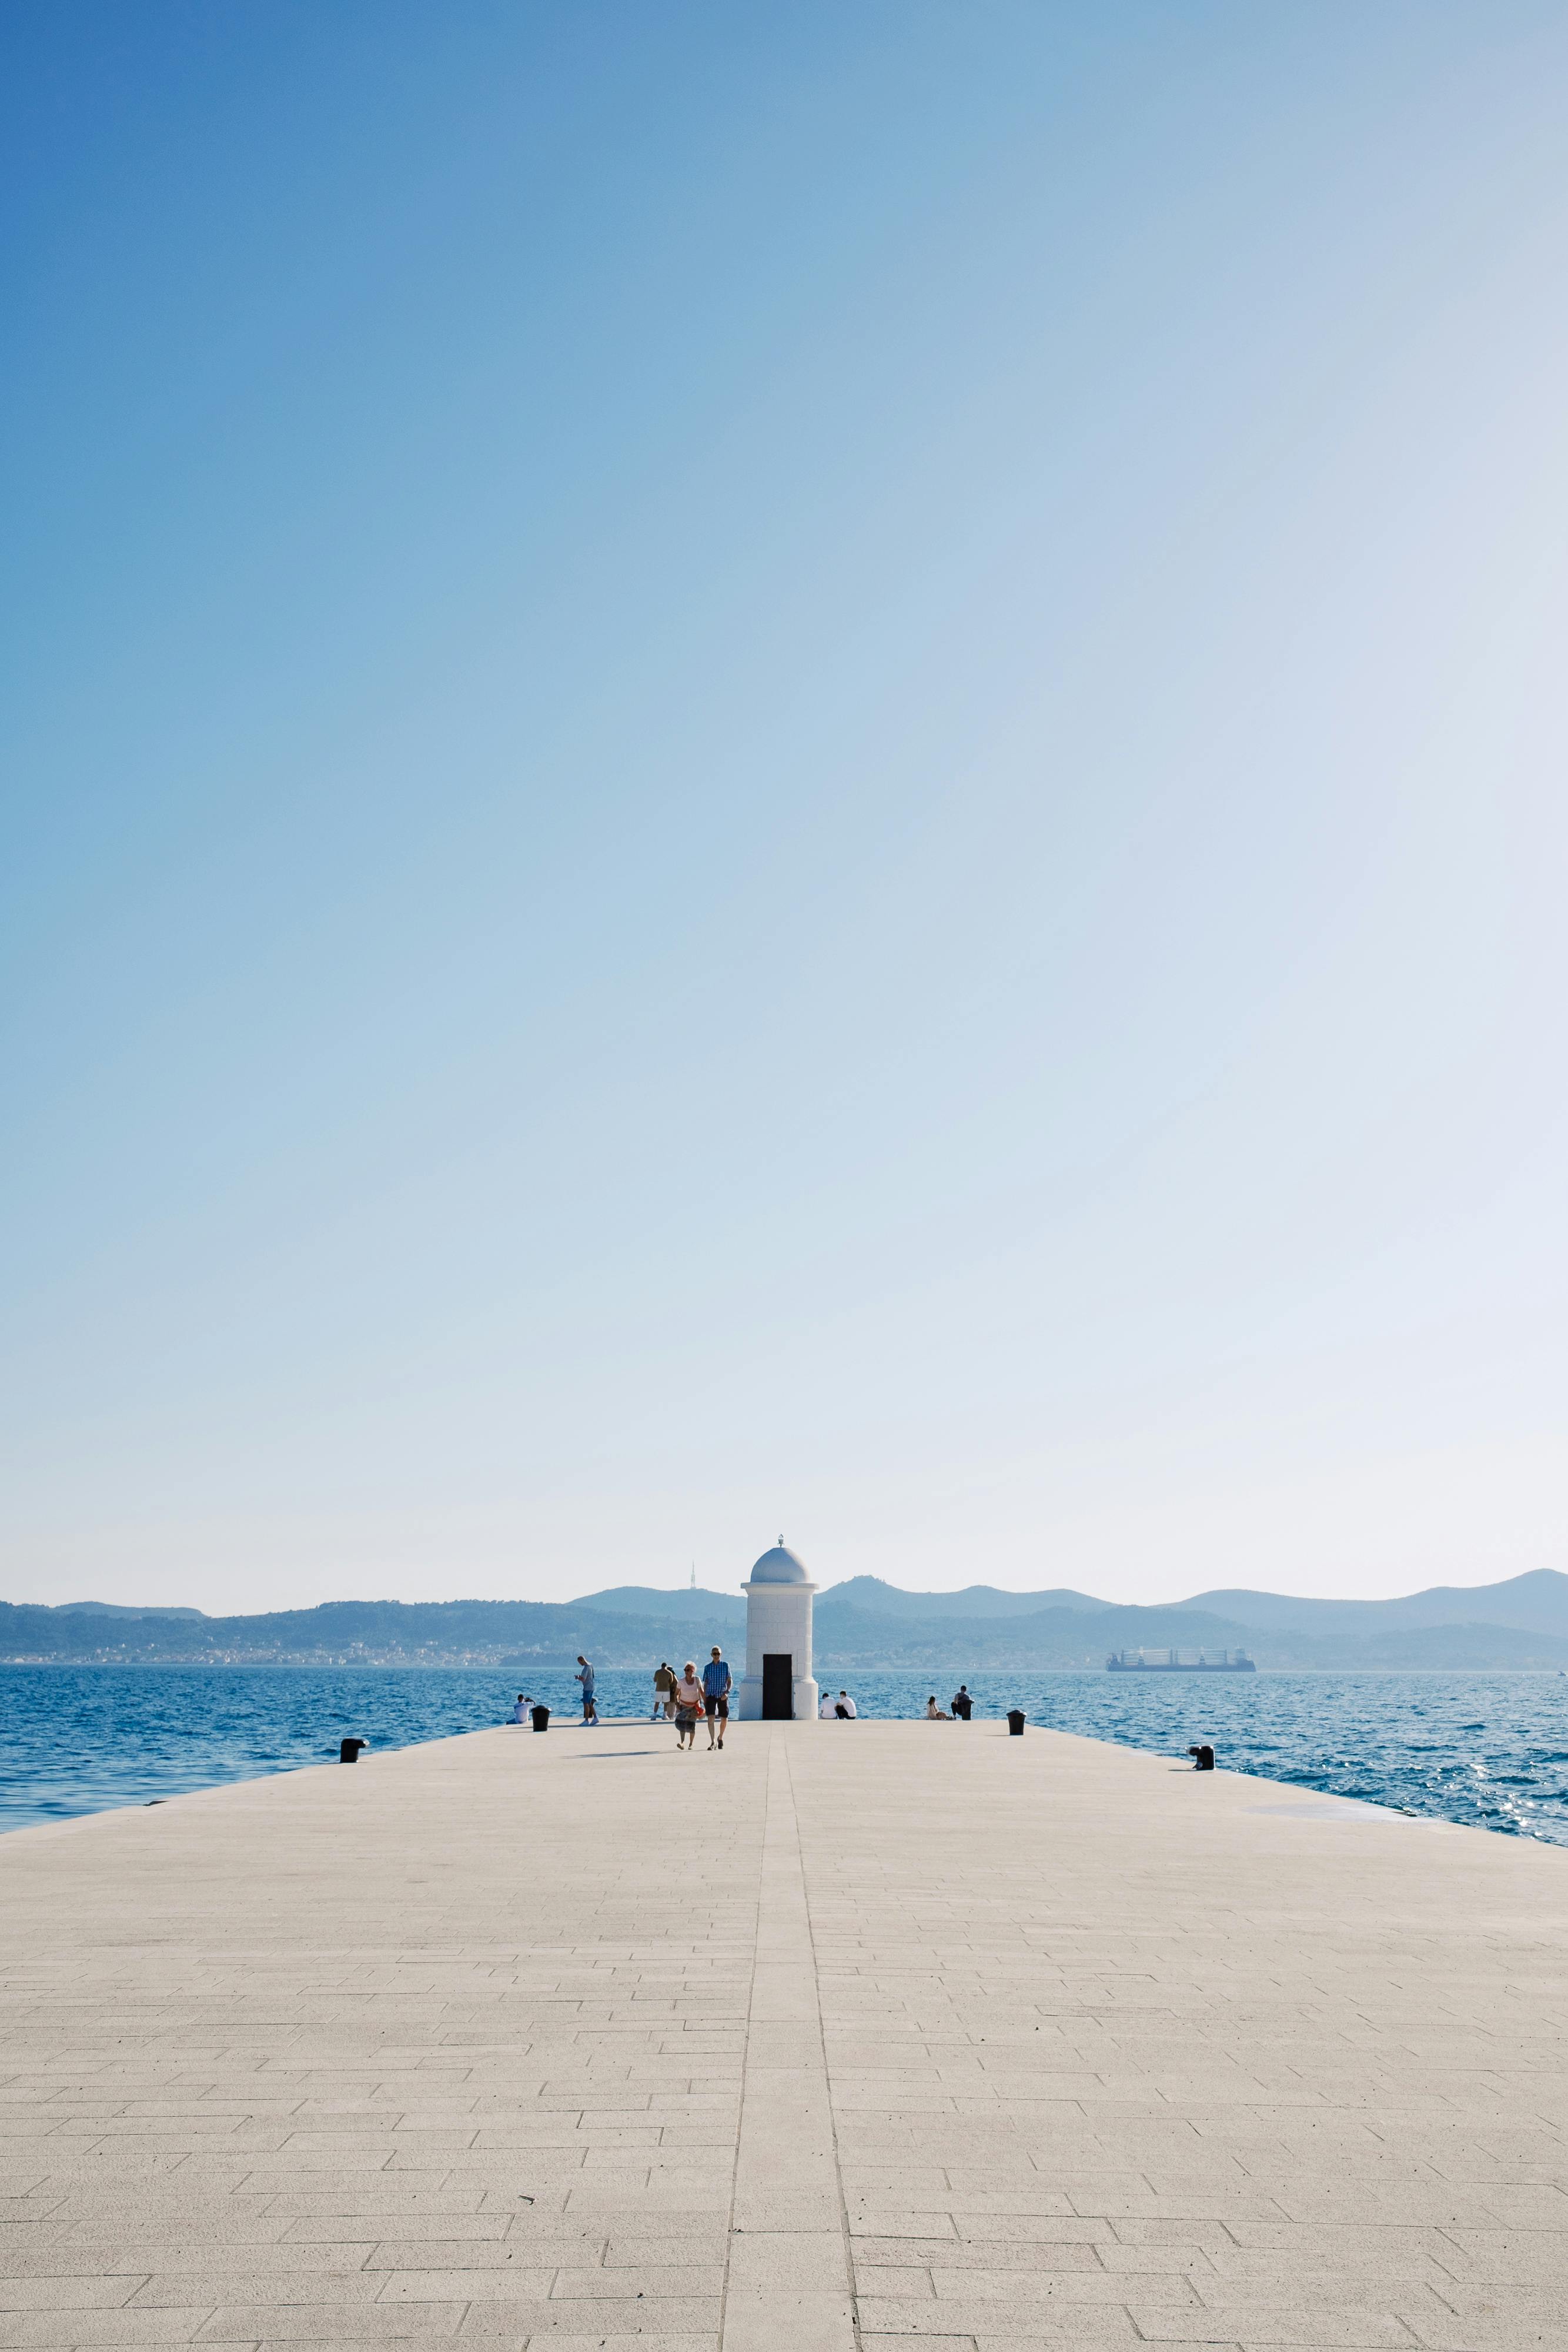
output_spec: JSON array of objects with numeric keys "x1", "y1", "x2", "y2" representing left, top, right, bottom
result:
[{"x1": 5, "y1": 1664, "x2": 1568, "y2": 1844}]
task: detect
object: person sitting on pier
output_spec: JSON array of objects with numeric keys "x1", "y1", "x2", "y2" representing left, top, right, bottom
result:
[
  {"x1": 507, "y1": 1693, "x2": 530, "y2": 1725},
  {"x1": 950, "y1": 1685, "x2": 972, "y2": 1720},
  {"x1": 925, "y1": 1695, "x2": 950, "y2": 1719}
]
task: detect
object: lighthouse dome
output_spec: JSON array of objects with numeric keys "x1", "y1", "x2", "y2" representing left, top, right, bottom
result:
[{"x1": 748, "y1": 1540, "x2": 808, "y2": 1584}]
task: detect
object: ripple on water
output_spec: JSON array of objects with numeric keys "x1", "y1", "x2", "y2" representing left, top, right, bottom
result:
[{"x1": 5, "y1": 1664, "x2": 1568, "y2": 1844}]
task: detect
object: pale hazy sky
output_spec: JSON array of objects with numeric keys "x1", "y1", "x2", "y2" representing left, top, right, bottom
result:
[{"x1": 4, "y1": 2, "x2": 1567, "y2": 1612}]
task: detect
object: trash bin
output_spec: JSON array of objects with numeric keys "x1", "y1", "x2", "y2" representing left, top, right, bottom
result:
[
  {"x1": 339, "y1": 1738, "x2": 367, "y2": 1763},
  {"x1": 530, "y1": 1705, "x2": 550, "y2": 1733},
  {"x1": 1007, "y1": 1709, "x2": 1025, "y2": 1737}
]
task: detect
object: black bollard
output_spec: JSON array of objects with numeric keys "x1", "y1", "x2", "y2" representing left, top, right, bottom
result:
[
  {"x1": 1187, "y1": 1743, "x2": 1215, "y2": 1771},
  {"x1": 339, "y1": 1738, "x2": 367, "y2": 1763},
  {"x1": 530, "y1": 1705, "x2": 550, "y2": 1733},
  {"x1": 1007, "y1": 1709, "x2": 1026, "y2": 1736}
]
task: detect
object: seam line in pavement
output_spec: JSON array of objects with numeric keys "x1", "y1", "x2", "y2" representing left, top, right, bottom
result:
[
  {"x1": 781, "y1": 1729, "x2": 862, "y2": 2352},
  {"x1": 716, "y1": 1720, "x2": 771, "y2": 2352},
  {"x1": 720, "y1": 1728, "x2": 857, "y2": 2352}
]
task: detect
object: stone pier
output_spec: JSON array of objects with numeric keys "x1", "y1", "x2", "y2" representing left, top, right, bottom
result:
[{"x1": 3, "y1": 1720, "x2": 1568, "y2": 2350}]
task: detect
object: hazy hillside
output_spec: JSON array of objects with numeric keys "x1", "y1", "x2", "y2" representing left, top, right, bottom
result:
[
  {"x1": 0, "y1": 1597, "x2": 713, "y2": 1669},
  {"x1": 818, "y1": 1578, "x2": 1107, "y2": 1621},
  {"x1": 1177, "y1": 1570, "x2": 1568, "y2": 1639},
  {"x1": 1341, "y1": 1622, "x2": 1568, "y2": 1670},
  {"x1": 54, "y1": 1602, "x2": 207, "y2": 1620},
  {"x1": 813, "y1": 1602, "x2": 1259, "y2": 1671},
  {"x1": 4, "y1": 1571, "x2": 1568, "y2": 1670},
  {"x1": 811, "y1": 1599, "x2": 1568, "y2": 1672},
  {"x1": 573, "y1": 1587, "x2": 745, "y2": 1632}
]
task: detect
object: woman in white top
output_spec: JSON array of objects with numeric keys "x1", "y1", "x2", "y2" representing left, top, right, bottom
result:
[
  {"x1": 673, "y1": 1663, "x2": 704, "y2": 1750},
  {"x1": 925, "y1": 1695, "x2": 950, "y2": 1719}
]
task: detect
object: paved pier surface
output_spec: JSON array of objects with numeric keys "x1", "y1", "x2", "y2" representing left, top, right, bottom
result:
[{"x1": 3, "y1": 1723, "x2": 1568, "y2": 2352}]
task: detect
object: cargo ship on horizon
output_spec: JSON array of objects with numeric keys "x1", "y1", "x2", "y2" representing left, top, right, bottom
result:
[{"x1": 1106, "y1": 1648, "x2": 1257, "y2": 1673}]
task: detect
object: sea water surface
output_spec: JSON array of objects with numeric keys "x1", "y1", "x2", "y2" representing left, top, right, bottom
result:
[{"x1": 5, "y1": 1664, "x2": 1568, "y2": 1843}]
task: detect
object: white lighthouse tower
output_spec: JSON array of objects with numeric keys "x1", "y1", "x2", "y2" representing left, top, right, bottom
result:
[{"x1": 737, "y1": 1537, "x2": 820, "y2": 1722}]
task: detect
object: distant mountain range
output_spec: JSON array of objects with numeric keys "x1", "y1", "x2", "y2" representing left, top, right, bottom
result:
[{"x1": 5, "y1": 1570, "x2": 1568, "y2": 1671}]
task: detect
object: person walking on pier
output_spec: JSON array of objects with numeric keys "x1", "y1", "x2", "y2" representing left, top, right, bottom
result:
[
  {"x1": 702, "y1": 1646, "x2": 731, "y2": 1750},
  {"x1": 575, "y1": 1656, "x2": 597, "y2": 1723},
  {"x1": 651, "y1": 1661, "x2": 675, "y2": 1720},
  {"x1": 673, "y1": 1662, "x2": 703, "y2": 1750}
]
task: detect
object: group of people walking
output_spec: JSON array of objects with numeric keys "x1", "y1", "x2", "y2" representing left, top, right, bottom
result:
[
  {"x1": 651, "y1": 1651, "x2": 731, "y2": 1748},
  {"x1": 511, "y1": 1659, "x2": 983, "y2": 1735}
]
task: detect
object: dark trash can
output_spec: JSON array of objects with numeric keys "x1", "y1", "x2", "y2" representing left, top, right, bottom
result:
[
  {"x1": 530, "y1": 1705, "x2": 550, "y2": 1733},
  {"x1": 339, "y1": 1738, "x2": 367, "y2": 1763},
  {"x1": 1007, "y1": 1709, "x2": 1025, "y2": 1736},
  {"x1": 1188, "y1": 1743, "x2": 1215, "y2": 1771}
]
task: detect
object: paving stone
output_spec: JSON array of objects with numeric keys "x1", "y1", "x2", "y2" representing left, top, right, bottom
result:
[
  {"x1": 0, "y1": 2280, "x2": 147, "y2": 2311},
  {"x1": 4, "y1": 1723, "x2": 1568, "y2": 2352}
]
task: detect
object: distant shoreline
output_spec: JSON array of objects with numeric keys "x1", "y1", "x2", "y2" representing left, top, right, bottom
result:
[
  {"x1": 5, "y1": 1658, "x2": 1568, "y2": 1675},
  {"x1": 10, "y1": 1572, "x2": 1568, "y2": 1672}
]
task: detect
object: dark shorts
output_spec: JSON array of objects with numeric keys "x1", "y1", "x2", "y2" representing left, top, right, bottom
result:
[{"x1": 704, "y1": 1693, "x2": 728, "y2": 1718}]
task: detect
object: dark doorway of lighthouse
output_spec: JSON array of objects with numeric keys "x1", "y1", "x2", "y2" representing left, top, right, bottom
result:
[{"x1": 762, "y1": 1654, "x2": 793, "y2": 1719}]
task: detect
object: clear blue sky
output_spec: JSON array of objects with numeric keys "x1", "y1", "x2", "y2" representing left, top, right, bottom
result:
[{"x1": 4, "y1": 2, "x2": 1567, "y2": 1610}]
